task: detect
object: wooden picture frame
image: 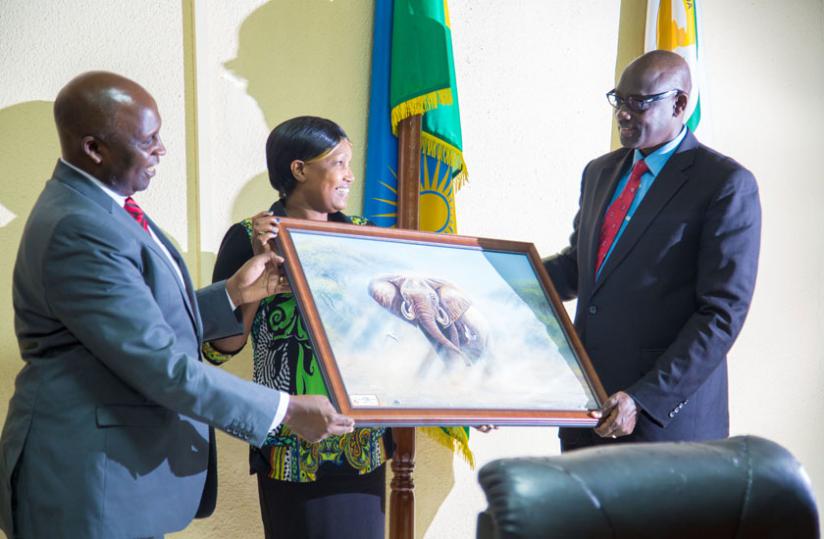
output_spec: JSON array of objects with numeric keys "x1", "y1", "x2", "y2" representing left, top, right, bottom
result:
[{"x1": 276, "y1": 217, "x2": 607, "y2": 427}]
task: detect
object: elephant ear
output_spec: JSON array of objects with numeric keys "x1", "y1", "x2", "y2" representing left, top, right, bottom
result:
[
  {"x1": 368, "y1": 275, "x2": 404, "y2": 318},
  {"x1": 427, "y1": 279, "x2": 471, "y2": 322}
]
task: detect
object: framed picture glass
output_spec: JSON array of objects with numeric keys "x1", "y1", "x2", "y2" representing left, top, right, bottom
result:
[{"x1": 276, "y1": 218, "x2": 606, "y2": 426}]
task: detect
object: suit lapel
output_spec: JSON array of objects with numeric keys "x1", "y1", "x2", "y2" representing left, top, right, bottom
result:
[
  {"x1": 108, "y1": 203, "x2": 201, "y2": 336},
  {"x1": 54, "y1": 162, "x2": 201, "y2": 335},
  {"x1": 592, "y1": 132, "x2": 698, "y2": 293},
  {"x1": 582, "y1": 151, "x2": 634, "y2": 283},
  {"x1": 144, "y1": 215, "x2": 201, "y2": 337}
]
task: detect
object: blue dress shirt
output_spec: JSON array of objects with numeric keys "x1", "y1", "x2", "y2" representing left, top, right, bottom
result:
[{"x1": 596, "y1": 126, "x2": 688, "y2": 280}]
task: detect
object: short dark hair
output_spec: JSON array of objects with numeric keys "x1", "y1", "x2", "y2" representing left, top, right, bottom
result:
[{"x1": 265, "y1": 116, "x2": 348, "y2": 198}]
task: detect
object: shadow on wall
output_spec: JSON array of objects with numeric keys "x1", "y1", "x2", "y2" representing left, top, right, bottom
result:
[
  {"x1": 217, "y1": 1, "x2": 456, "y2": 536},
  {"x1": 0, "y1": 101, "x2": 60, "y2": 408},
  {"x1": 224, "y1": 0, "x2": 369, "y2": 129},
  {"x1": 229, "y1": 172, "x2": 271, "y2": 226},
  {"x1": 222, "y1": 0, "x2": 372, "y2": 220}
]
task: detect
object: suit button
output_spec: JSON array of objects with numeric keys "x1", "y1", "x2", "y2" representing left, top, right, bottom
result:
[
  {"x1": 588, "y1": 305, "x2": 598, "y2": 315},
  {"x1": 669, "y1": 411, "x2": 676, "y2": 418}
]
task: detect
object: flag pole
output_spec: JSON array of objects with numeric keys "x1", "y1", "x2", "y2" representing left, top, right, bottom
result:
[
  {"x1": 389, "y1": 113, "x2": 422, "y2": 539},
  {"x1": 396, "y1": 114, "x2": 422, "y2": 229}
]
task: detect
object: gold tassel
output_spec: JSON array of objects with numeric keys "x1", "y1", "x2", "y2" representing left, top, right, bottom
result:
[
  {"x1": 390, "y1": 91, "x2": 469, "y2": 190},
  {"x1": 390, "y1": 89, "x2": 453, "y2": 134},
  {"x1": 420, "y1": 427, "x2": 475, "y2": 469},
  {"x1": 419, "y1": 132, "x2": 469, "y2": 190}
]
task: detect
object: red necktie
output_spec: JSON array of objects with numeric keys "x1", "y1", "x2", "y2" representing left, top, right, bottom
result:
[
  {"x1": 595, "y1": 159, "x2": 649, "y2": 274},
  {"x1": 124, "y1": 196, "x2": 150, "y2": 233}
]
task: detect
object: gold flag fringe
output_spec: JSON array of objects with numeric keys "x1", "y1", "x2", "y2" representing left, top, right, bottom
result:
[
  {"x1": 390, "y1": 89, "x2": 469, "y2": 190},
  {"x1": 421, "y1": 426, "x2": 475, "y2": 469},
  {"x1": 391, "y1": 88, "x2": 453, "y2": 134},
  {"x1": 420, "y1": 132, "x2": 468, "y2": 190}
]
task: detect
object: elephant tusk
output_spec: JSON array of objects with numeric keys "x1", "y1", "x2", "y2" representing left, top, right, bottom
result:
[
  {"x1": 400, "y1": 299, "x2": 416, "y2": 321},
  {"x1": 436, "y1": 305, "x2": 450, "y2": 326}
]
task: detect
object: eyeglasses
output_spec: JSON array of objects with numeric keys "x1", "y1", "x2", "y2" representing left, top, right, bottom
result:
[{"x1": 606, "y1": 89, "x2": 682, "y2": 113}]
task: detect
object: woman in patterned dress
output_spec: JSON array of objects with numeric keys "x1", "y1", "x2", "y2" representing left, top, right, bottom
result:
[{"x1": 204, "y1": 116, "x2": 392, "y2": 539}]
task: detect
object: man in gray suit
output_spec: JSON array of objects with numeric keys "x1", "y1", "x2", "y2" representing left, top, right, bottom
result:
[{"x1": 0, "y1": 72, "x2": 354, "y2": 538}]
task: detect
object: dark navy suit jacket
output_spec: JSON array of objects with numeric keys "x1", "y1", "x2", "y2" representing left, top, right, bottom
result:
[{"x1": 544, "y1": 130, "x2": 761, "y2": 447}]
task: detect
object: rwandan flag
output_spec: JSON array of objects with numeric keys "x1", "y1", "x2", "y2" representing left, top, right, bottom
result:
[
  {"x1": 363, "y1": 0, "x2": 473, "y2": 465},
  {"x1": 646, "y1": 0, "x2": 702, "y2": 132},
  {"x1": 364, "y1": 0, "x2": 467, "y2": 234}
]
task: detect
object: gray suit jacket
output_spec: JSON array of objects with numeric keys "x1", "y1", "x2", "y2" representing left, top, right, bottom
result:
[{"x1": 0, "y1": 161, "x2": 282, "y2": 538}]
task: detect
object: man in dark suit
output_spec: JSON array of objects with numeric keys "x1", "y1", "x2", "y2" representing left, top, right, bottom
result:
[
  {"x1": 544, "y1": 51, "x2": 761, "y2": 451},
  {"x1": 0, "y1": 72, "x2": 354, "y2": 538}
]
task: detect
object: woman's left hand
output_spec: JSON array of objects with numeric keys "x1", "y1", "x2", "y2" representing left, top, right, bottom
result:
[
  {"x1": 250, "y1": 211, "x2": 280, "y2": 256},
  {"x1": 249, "y1": 211, "x2": 291, "y2": 294}
]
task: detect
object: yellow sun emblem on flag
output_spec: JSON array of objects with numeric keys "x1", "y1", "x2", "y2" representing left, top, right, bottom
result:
[
  {"x1": 367, "y1": 158, "x2": 457, "y2": 234},
  {"x1": 419, "y1": 157, "x2": 457, "y2": 234}
]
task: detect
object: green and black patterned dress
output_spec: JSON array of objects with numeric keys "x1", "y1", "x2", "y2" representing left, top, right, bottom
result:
[{"x1": 203, "y1": 200, "x2": 391, "y2": 482}]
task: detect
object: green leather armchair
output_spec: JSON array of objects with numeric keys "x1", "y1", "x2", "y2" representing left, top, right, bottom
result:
[{"x1": 477, "y1": 436, "x2": 819, "y2": 539}]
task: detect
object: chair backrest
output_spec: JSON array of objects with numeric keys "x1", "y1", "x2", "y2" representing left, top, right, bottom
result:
[{"x1": 477, "y1": 435, "x2": 819, "y2": 539}]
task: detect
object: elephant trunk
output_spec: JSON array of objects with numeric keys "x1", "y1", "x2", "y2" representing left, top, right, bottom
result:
[{"x1": 413, "y1": 299, "x2": 462, "y2": 355}]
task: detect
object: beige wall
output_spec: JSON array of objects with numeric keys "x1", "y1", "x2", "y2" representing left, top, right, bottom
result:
[
  {"x1": 1, "y1": 1, "x2": 822, "y2": 538},
  {"x1": 703, "y1": 0, "x2": 824, "y2": 504}
]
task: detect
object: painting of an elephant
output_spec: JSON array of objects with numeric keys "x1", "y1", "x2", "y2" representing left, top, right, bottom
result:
[{"x1": 368, "y1": 274, "x2": 489, "y2": 367}]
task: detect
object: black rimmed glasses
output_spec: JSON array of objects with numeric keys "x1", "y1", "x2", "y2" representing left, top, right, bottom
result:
[{"x1": 606, "y1": 89, "x2": 682, "y2": 113}]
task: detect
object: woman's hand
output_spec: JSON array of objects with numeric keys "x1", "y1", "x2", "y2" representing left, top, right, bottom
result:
[
  {"x1": 251, "y1": 211, "x2": 280, "y2": 256},
  {"x1": 249, "y1": 211, "x2": 292, "y2": 294}
]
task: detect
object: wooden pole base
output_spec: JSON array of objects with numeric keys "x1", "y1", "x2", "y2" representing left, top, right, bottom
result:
[
  {"x1": 389, "y1": 427, "x2": 416, "y2": 539},
  {"x1": 389, "y1": 114, "x2": 423, "y2": 539}
]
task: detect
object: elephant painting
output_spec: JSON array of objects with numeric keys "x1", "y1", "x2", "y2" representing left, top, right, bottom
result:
[{"x1": 368, "y1": 274, "x2": 489, "y2": 368}]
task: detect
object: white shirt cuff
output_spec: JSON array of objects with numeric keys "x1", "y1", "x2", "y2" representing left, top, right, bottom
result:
[
  {"x1": 269, "y1": 391, "x2": 290, "y2": 432},
  {"x1": 224, "y1": 287, "x2": 237, "y2": 311}
]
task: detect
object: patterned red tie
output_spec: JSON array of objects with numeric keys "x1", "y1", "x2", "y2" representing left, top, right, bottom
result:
[
  {"x1": 124, "y1": 196, "x2": 149, "y2": 233},
  {"x1": 595, "y1": 159, "x2": 649, "y2": 274}
]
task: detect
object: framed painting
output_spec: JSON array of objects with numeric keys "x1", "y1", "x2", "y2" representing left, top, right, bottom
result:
[{"x1": 275, "y1": 218, "x2": 607, "y2": 427}]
